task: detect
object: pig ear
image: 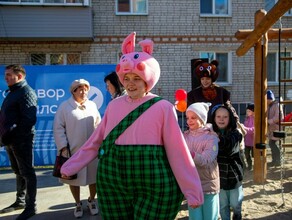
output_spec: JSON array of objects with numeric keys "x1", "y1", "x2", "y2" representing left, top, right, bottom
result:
[
  {"x1": 121, "y1": 32, "x2": 136, "y2": 54},
  {"x1": 139, "y1": 39, "x2": 153, "y2": 55}
]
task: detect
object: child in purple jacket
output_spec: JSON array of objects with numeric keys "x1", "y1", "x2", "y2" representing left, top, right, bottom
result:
[{"x1": 242, "y1": 103, "x2": 255, "y2": 171}]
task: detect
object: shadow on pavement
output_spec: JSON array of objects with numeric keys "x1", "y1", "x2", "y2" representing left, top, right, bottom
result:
[{"x1": 0, "y1": 168, "x2": 102, "y2": 220}]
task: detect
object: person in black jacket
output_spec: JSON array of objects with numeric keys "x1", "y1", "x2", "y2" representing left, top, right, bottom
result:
[
  {"x1": 211, "y1": 104, "x2": 244, "y2": 220},
  {"x1": 0, "y1": 65, "x2": 38, "y2": 220}
]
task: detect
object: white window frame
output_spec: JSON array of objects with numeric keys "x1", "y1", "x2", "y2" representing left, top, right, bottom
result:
[
  {"x1": 264, "y1": 0, "x2": 292, "y2": 16},
  {"x1": 116, "y1": 0, "x2": 148, "y2": 15},
  {"x1": 200, "y1": 0, "x2": 231, "y2": 17},
  {"x1": 267, "y1": 51, "x2": 292, "y2": 84},
  {"x1": 199, "y1": 51, "x2": 232, "y2": 85},
  {"x1": 0, "y1": 0, "x2": 90, "y2": 6}
]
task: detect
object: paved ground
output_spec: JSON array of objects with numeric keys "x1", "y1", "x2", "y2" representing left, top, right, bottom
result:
[
  {"x1": 0, "y1": 168, "x2": 102, "y2": 220},
  {"x1": 0, "y1": 168, "x2": 189, "y2": 220}
]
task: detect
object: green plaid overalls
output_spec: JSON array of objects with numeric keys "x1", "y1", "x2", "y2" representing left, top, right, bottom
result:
[{"x1": 97, "y1": 97, "x2": 184, "y2": 219}]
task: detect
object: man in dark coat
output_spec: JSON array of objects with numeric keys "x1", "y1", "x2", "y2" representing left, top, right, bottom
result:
[{"x1": 0, "y1": 64, "x2": 38, "y2": 220}]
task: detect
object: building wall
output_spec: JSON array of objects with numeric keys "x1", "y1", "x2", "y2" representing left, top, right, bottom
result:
[
  {"x1": 0, "y1": 6, "x2": 93, "y2": 40},
  {"x1": 0, "y1": 0, "x2": 291, "y2": 105}
]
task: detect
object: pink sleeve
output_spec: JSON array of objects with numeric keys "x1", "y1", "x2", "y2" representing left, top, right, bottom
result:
[
  {"x1": 244, "y1": 118, "x2": 255, "y2": 134},
  {"x1": 163, "y1": 106, "x2": 204, "y2": 207},
  {"x1": 194, "y1": 135, "x2": 219, "y2": 166},
  {"x1": 245, "y1": 126, "x2": 254, "y2": 134}
]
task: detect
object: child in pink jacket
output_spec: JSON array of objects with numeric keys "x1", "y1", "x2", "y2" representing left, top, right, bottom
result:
[
  {"x1": 184, "y1": 102, "x2": 220, "y2": 220},
  {"x1": 61, "y1": 32, "x2": 203, "y2": 219},
  {"x1": 242, "y1": 103, "x2": 255, "y2": 171}
]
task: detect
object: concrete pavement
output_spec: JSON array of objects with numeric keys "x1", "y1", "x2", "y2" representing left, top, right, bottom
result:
[{"x1": 0, "y1": 168, "x2": 102, "y2": 220}]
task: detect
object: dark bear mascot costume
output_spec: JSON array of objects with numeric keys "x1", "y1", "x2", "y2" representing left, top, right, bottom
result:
[{"x1": 187, "y1": 59, "x2": 234, "y2": 122}]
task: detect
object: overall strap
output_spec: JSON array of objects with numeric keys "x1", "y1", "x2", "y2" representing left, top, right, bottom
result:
[{"x1": 98, "y1": 97, "x2": 162, "y2": 159}]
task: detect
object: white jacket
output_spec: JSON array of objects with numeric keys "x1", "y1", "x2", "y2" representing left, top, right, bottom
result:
[{"x1": 54, "y1": 96, "x2": 101, "y2": 186}]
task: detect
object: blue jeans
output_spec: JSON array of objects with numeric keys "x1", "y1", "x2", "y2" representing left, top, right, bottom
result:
[
  {"x1": 219, "y1": 186, "x2": 243, "y2": 220},
  {"x1": 5, "y1": 135, "x2": 37, "y2": 210},
  {"x1": 189, "y1": 193, "x2": 219, "y2": 220}
]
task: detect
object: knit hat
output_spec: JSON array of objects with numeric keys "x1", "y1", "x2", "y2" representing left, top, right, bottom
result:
[
  {"x1": 246, "y1": 103, "x2": 254, "y2": 112},
  {"x1": 70, "y1": 79, "x2": 90, "y2": 94},
  {"x1": 186, "y1": 102, "x2": 211, "y2": 125},
  {"x1": 116, "y1": 32, "x2": 160, "y2": 92},
  {"x1": 267, "y1": 90, "x2": 275, "y2": 101}
]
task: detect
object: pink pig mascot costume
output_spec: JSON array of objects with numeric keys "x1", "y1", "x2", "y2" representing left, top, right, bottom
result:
[{"x1": 61, "y1": 32, "x2": 203, "y2": 219}]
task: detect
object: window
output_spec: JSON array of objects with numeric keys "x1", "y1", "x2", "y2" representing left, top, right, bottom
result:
[
  {"x1": 265, "y1": 0, "x2": 292, "y2": 16},
  {"x1": 116, "y1": 0, "x2": 148, "y2": 15},
  {"x1": 267, "y1": 52, "x2": 292, "y2": 83},
  {"x1": 200, "y1": 0, "x2": 230, "y2": 16},
  {"x1": 30, "y1": 53, "x2": 81, "y2": 65},
  {"x1": 267, "y1": 53, "x2": 277, "y2": 82},
  {"x1": 0, "y1": 0, "x2": 89, "y2": 6},
  {"x1": 200, "y1": 52, "x2": 231, "y2": 83}
]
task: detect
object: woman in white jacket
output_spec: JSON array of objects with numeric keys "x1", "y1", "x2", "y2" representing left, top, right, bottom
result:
[{"x1": 53, "y1": 79, "x2": 101, "y2": 218}]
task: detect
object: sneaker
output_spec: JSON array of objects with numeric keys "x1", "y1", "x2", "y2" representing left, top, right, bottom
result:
[
  {"x1": 15, "y1": 207, "x2": 36, "y2": 220},
  {"x1": 0, "y1": 202, "x2": 25, "y2": 213},
  {"x1": 74, "y1": 203, "x2": 83, "y2": 218},
  {"x1": 87, "y1": 198, "x2": 98, "y2": 215}
]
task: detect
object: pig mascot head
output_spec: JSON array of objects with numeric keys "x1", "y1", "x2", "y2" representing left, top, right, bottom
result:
[{"x1": 116, "y1": 32, "x2": 160, "y2": 93}]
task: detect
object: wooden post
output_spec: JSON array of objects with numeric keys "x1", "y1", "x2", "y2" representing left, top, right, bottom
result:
[{"x1": 253, "y1": 10, "x2": 268, "y2": 183}]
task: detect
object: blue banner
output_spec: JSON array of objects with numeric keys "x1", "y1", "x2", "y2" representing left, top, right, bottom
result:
[{"x1": 0, "y1": 64, "x2": 115, "y2": 166}]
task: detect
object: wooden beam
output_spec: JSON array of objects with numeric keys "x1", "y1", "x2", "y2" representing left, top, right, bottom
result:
[
  {"x1": 236, "y1": 0, "x2": 292, "y2": 56},
  {"x1": 253, "y1": 10, "x2": 268, "y2": 184},
  {"x1": 235, "y1": 28, "x2": 292, "y2": 40}
]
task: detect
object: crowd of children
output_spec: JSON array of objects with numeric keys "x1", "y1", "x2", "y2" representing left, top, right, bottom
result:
[
  {"x1": 185, "y1": 58, "x2": 256, "y2": 219},
  {"x1": 184, "y1": 101, "x2": 248, "y2": 220}
]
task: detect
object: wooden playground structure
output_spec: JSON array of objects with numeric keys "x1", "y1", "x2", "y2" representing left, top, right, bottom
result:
[{"x1": 235, "y1": 0, "x2": 292, "y2": 183}]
